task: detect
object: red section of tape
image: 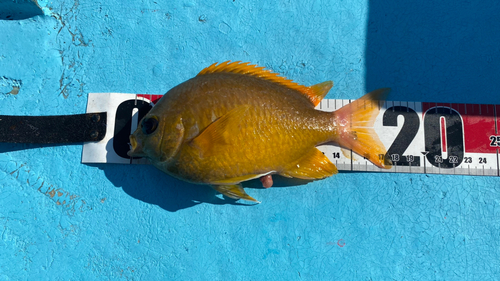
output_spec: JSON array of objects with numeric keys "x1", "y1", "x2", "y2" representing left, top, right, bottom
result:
[
  {"x1": 440, "y1": 117, "x2": 447, "y2": 153},
  {"x1": 496, "y1": 105, "x2": 500, "y2": 134},
  {"x1": 463, "y1": 104, "x2": 496, "y2": 153},
  {"x1": 422, "y1": 103, "x2": 497, "y2": 154},
  {"x1": 137, "y1": 94, "x2": 163, "y2": 105}
]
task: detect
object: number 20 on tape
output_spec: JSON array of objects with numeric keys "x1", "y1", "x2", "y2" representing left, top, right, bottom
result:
[
  {"x1": 316, "y1": 100, "x2": 499, "y2": 176},
  {"x1": 83, "y1": 93, "x2": 500, "y2": 177}
]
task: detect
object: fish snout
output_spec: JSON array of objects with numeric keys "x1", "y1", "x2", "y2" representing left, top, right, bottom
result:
[{"x1": 128, "y1": 134, "x2": 145, "y2": 157}]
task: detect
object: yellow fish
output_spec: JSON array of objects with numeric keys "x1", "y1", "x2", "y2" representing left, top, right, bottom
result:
[{"x1": 128, "y1": 61, "x2": 391, "y2": 202}]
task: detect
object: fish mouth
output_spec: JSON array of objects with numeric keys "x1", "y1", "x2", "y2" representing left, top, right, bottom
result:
[{"x1": 127, "y1": 134, "x2": 145, "y2": 157}]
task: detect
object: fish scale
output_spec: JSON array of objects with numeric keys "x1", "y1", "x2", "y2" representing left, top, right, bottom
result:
[
  {"x1": 127, "y1": 66, "x2": 361, "y2": 189},
  {"x1": 174, "y1": 74, "x2": 330, "y2": 182}
]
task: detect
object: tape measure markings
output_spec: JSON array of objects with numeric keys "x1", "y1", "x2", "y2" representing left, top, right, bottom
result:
[
  {"x1": 82, "y1": 93, "x2": 499, "y2": 177},
  {"x1": 316, "y1": 98, "x2": 499, "y2": 176}
]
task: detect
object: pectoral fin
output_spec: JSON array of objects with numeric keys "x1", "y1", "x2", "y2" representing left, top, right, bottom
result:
[
  {"x1": 281, "y1": 148, "x2": 338, "y2": 180},
  {"x1": 191, "y1": 105, "x2": 250, "y2": 157},
  {"x1": 212, "y1": 184, "x2": 260, "y2": 203}
]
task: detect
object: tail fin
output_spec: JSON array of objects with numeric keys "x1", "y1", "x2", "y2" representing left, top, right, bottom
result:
[{"x1": 332, "y1": 88, "x2": 391, "y2": 169}]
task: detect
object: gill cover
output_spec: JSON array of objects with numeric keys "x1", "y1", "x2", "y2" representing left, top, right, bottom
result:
[
  {"x1": 158, "y1": 115, "x2": 185, "y2": 162},
  {"x1": 129, "y1": 114, "x2": 185, "y2": 163}
]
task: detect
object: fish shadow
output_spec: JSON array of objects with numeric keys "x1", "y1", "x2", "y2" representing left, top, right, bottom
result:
[
  {"x1": 0, "y1": 143, "x2": 69, "y2": 153},
  {"x1": 92, "y1": 163, "x2": 313, "y2": 212},
  {"x1": 244, "y1": 176, "x2": 312, "y2": 189},
  {"x1": 91, "y1": 163, "x2": 273, "y2": 212},
  {"x1": 0, "y1": 143, "x2": 309, "y2": 211}
]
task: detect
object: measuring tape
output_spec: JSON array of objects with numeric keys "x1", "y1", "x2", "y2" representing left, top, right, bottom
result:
[{"x1": 82, "y1": 93, "x2": 500, "y2": 177}]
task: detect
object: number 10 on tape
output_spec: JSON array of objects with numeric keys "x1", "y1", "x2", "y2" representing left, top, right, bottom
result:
[{"x1": 83, "y1": 93, "x2": 500, "y2": 177}]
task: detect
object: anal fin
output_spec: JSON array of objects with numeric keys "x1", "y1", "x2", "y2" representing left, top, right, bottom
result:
[
  {"x1": 281, "y1": 148, "x2": 338, "y2": 180},
  {"x1": 212, "y1": 185, "x2": 260, "y2": 203}
]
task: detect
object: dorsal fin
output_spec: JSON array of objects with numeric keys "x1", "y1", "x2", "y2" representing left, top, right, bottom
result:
[{"x1": 198, "y1": 61, "x2": 333, "y2": 106}]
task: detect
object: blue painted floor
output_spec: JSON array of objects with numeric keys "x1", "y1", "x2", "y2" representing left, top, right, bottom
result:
[{"x1": 1, "y1": 0, "x2": 499, "y2": 279}]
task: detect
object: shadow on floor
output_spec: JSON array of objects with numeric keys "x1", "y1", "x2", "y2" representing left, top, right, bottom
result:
[
  {"x1": 366, "y1": 0, "x2": 500, "y2": 105},
  {"x1": 0, "y1": 0, "x2": 44, "y2": 20}
]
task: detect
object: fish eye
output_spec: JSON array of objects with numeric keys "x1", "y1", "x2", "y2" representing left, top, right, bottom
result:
[{"x1": 141, "y1": 116, "x2": 159, "y2": 135}]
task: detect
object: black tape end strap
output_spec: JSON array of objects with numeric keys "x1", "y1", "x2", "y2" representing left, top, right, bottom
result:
[{"x1": 0, "y1": 112, "x2": 107, "y2": 144}]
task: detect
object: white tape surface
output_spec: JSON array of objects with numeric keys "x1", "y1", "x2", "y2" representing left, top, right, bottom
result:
[{"x1": 83, "y1": 93, "x2": 500, "y2": 176}]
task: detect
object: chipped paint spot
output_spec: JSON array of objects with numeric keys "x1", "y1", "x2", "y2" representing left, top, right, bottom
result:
[
  {"x1": 48, "y1": 189, "x2": 56, "y2": 198},
  {"x1": 10, "y1": 86, "x2": 19, "y2": 95},
  {"x1": 4, "y1": 159, "x2": 91, "y2": 216},
  {"x1": 38, "y1": 182, "x2": 90, "y2": 215},
  {"x1": 48, "y1": 0, "x2": 92, "y2": 99},
  {"x1": 0, "y1": 76, "x2": 22, "y2": 95}
]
